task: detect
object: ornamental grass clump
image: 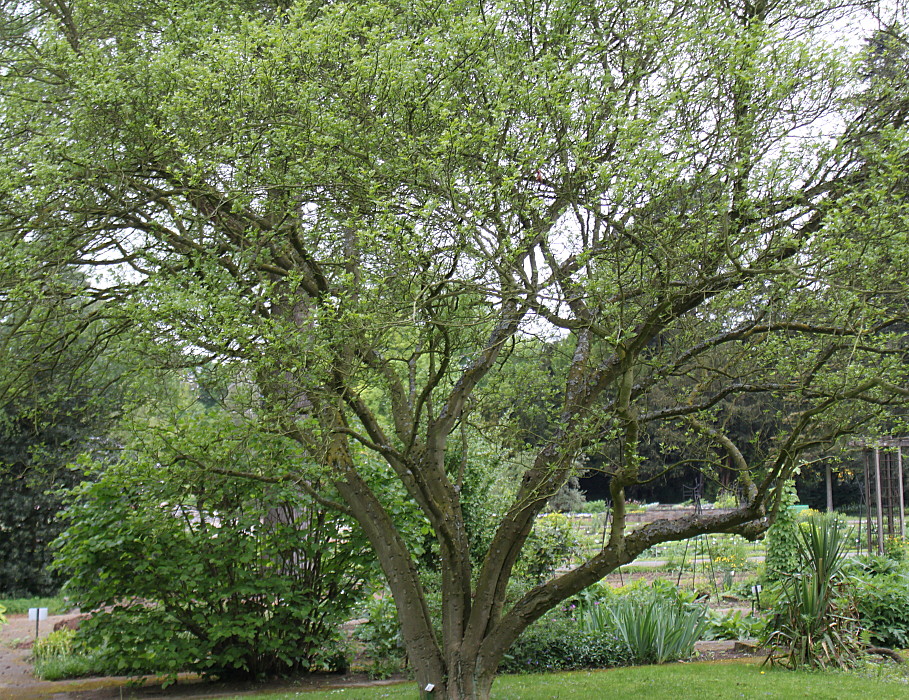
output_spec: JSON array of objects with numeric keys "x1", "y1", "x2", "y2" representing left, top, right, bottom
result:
[
  {"x1": 608, "y1": 596, "x2": 708, "y2": 664},
  {"x1": 578, "y1": 580, "x2": 707, "y2": 665}
]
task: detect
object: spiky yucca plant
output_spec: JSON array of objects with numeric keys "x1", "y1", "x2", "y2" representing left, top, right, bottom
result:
[{"x1": 764, "y1": 515, "x2": 864, "y2": 669}]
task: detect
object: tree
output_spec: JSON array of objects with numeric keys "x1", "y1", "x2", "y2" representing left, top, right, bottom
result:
[
  {"x1": 2, "y1": 0, "x2": 909, "y2": 697},
  {"x1": 0, "y1": 284, "x2": 127, "y2": 596}
]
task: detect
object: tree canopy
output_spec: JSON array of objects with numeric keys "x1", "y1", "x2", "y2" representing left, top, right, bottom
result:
[{"x1": 2, "y1": 0, "x2": 909, "y2": 697}]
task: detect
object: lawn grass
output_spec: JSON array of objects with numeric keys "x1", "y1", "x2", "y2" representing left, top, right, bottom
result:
[
  {"x1": 0, "y1": 595, "x2": 71, "y2": 615},
  {"x1": 217, "y1": 660, "x2": 909, "y2": 699}
]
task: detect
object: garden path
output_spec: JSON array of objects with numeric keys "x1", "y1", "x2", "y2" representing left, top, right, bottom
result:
[{"x1": 0, "y1": 611, "x2": 117, "y2": 698}]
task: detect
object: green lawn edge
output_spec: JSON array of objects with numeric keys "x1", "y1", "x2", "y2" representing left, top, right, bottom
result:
[{"x1": 215, "y1": 659, "x2": 909, "y2": 699}]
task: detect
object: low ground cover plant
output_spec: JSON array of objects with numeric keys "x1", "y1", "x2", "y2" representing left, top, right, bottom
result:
[
  {"x1": 499, "y1": 610, "x2": 629, "y2": 673},
  {"x1": 30, "y1": 628, "x2": 109, "y2": 681}
]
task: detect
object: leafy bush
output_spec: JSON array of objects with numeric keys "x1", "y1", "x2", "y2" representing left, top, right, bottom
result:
[
  {"x1": 0, "y1": 603, "x2": 5, "y2": 626},
  {"x1": 53, "y1": 413, "x2": 372, "y2": 682},
  {"x1": 584, "y1": 500, "x2": 608, "y2": 514},
  {"x1": 614, "y1": 576, "x2": 699, "y2": 607},
  {"x1": 571, "y1": 581, "x2": 614, "y2": 616},
  {"x1": 712, "y1": 490, "x2": 737, "y2": 509},
  {"x1": 0, "y1": 462, "x2": 87, "y2": 597},
  {"x1": 517, "y1": 512, "x2": 581, "y2": 582},
  {"x1": 500, "y1": 611, "x2": 629, "y2": 673},
  {"x1": 849, "y1": 553, "x2": 903, "y2": 577},
  {"x1": 354, "y1": 593, "x2": 406, "y2": 678},
  {"x1": 851, "y1": 570, "x2": 909, "y2": 648},
  {"x1": 444, "y1": 436, "x2": 515, "y2": 568},
  {"x1": 703, "y1": 609, "x2": 765, "y2": 641},
  {"x1": 885, "y1": 535, "x2": 909, "y2": 563}
]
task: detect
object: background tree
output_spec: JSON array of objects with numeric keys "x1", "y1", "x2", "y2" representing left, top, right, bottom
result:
[
  {"x1": 0, "y1": 284, "x2": 127, "y2": 596},
  {"x1": 2, "y1": 0, "x2": 909, "y2": 698}
]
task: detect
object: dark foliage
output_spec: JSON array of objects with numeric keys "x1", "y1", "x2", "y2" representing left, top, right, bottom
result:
[{"x1": 499, "y1": 611, "x2": 630, "y2": 674}]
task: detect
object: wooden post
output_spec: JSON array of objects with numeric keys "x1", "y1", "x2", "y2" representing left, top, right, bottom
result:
[
  {"x1": 825, "y1": 464, "x2": 833, "y2": 513},
  {"x1": 898, "y1": 444, "x2": 906, "y2": 539},
  {"x1": 865, "y1": 449, "x2": 873, "y2": 554},
  {"x1": 885, "y1": 449, "x2": 895, "y2": 536},
  {"x1": 876, "y1": 447, "x2": 885, "y2": 554}
]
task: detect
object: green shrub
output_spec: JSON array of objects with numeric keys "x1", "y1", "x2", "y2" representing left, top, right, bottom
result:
[
  {"x1": 500, "y1": 611, "x2": 629, "y2": 673},
  {"x1": 444, "y1": 436, "x2": 515, "y2": 568},
  {"x1": 33, "y1": 629, "x2": 76, "y2": 660},
  {"x1": 571, "y1": 581, "x2": 614, "y2": 612},
  {"x1": 0, "y1": 603, "x2": 5, "y2": 626},
  {"x1": 851, "y1": 571, "x2": 909, "y2": 648},
  {"x1": 517, "y1": 512, "x2": 581, "y2": 582},
  {"x1": 849, "y1": 553, "x2": 902, "y2": 577},
  {"x1": 885, "y1": 535, "x2": 909, "y2": 562},
  {"x1": 763, "y1": 481, "x2": 800, "y2": 583},
  {"x1": 584, "y1": 500, "x2": 608, "y2": 514},
  {"x1": 703, "y1": 609, "x2": 765, "y2": 641},
  {"x1": 53, "y1": 415, "x2": 372, "y2": 682},
  {"x1": 615, "y1": 576, "x2": 699, "y2": 608},
  {"x1": 713, "y1": 490, "x2": 737, "y2": 509},
  {"x1": 354, "y1": 593, "x2": 406, "y2": 678}
]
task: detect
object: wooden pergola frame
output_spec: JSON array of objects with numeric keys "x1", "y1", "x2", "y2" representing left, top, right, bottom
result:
[{"x1": 855, "y1": 438, "x2": 908, "y2": 554}]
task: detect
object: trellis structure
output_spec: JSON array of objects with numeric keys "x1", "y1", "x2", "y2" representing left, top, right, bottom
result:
[{"x1": 858, "y1": 438, "x2": 908, "y2": 554}]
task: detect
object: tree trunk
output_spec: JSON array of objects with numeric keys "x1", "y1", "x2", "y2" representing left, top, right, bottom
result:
[{"x1": 416, "y1": 645, "x2": 500, "y2": 700}]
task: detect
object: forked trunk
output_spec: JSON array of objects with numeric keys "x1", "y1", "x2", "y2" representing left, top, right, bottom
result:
[
  {"x1": 443, "y1": 673, "x2": 495, "y2": 700},
  {"x1": 427, "y1": 652, "x2": 497, "y2": 700}
]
